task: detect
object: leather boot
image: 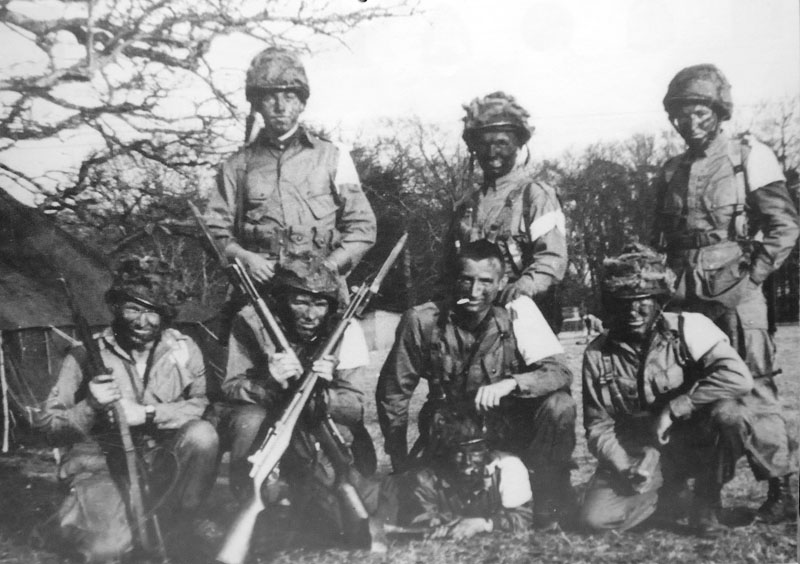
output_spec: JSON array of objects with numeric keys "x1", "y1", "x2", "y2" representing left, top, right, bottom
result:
[
  {"x1": 532, "y1": 470, "x2": 576, "y2": 531},
  {"x1": 756, "y1": 475, "x2": 798, "y2": 523},
  {"x1": 689, "y1": 486, "x2": 726, "y2": 537}
]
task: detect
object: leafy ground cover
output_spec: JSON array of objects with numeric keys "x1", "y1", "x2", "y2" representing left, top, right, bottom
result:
[{"x1": 0, "y1": 325, "x2": 797, "y2": 563}]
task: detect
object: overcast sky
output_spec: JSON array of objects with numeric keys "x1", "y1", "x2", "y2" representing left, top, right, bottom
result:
[
  {"x1": 258, "y1": 0, "x2": 799, "y2": 157},
  {"x1": 2, "y1": 0, "x2": 799, "y2": 204}
]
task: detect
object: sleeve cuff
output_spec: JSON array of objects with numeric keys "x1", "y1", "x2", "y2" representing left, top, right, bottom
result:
[{"x1": 669, "y1": 394, "x2": 694, "y2": 420}]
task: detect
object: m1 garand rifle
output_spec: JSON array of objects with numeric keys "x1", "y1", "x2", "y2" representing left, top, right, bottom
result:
[
  {"x1": 190, "y1": 202, "x2": 407, "y2": 564},
  {"x1": 60, "y1": 279, "x2": 168, "y2": 563}
]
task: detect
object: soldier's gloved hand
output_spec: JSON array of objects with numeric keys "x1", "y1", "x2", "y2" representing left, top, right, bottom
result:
[
  {"x1": 269, "y1": 352, "x2": 302, "y2": 389},
  {"x1": 239, "y1": 250, "x2": 276, "y2": 284},
  {"x1": 475, "y1": 379, "x2": 517, "y2": 411},
  {"x1": 117, "y1": 399, "x2": 147, "y2": 426},
  {"x1": 87, "y1": 375, "x2": 121, "y2": 410},
  {"x1": 498, "y1": 275, "x2": 536, "y2": 305},
  {"x1": 311, "y1": 355, "x2": 336, "y2": 382}
]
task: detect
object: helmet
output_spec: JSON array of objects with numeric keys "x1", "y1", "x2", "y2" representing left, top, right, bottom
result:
[
  {"x1": 462, "y1": 91, "x2": 533, "y2": 148},
  {"x1": 106, "y1": 255, "x2": 183, "y2": 318},
  {"x1": 427, "y1": 403, "x2": 487, "y2": 459},
  {"x1": 601, "y1": 244, "x2": 675, "y2": 300},
  {"x1": 245, "y1": 47, "x2": 310, "y2": 103},
  {"x1": 663, "y1": 64, "x2": 733, "y2": 121},
  {"x1": 271, "y1": 255, "x2": 338, "y2": 304}
]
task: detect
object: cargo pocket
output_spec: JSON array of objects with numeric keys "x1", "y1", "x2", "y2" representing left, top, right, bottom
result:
[
  {"x1": 306, "y1": 192, "x2": 338, "y2": 221},
  {"x1": 694, "y1": 241, "x2": 748, "y2": 305}
]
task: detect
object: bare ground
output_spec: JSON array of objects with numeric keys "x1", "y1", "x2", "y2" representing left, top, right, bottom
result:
[{"x1": 0, "y1": 324, "x2": 797, "y2": 564}]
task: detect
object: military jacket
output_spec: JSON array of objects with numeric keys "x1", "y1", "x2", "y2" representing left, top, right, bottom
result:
[
  {"x1": 449, "y1": 163, "x2": 567, "y2": 294},
  {"x1": 206, "y1": 127, "x2": 376, "y2": 274},
  {"x1": 654, "y1": 132, "x2": 799, "y2": 284},
  {"x1": 581, "y1": 312, "x2": 752, "y2": 474},
  {"x1": 41, "y1": 328, "x2": 208, "y2": 479},
  {"x1": 222, "y1": 304, "x2": 369, "y2": 429},
  {"x1": 377, "y1": 301, "x2": 572, "y2": 461}
]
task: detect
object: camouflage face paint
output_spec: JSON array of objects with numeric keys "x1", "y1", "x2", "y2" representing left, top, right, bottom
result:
[{"x1": 670, "y1": 103, "x2": 721, "y2": 152}]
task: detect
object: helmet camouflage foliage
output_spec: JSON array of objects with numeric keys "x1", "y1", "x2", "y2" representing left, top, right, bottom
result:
[
  {"x1": 106, "y1": 255, "x2": 183, "y2": 317},
  {"x1": 663, "y1": 64, "x2": 733, "y2": 121},
  {"x1": 271, "y1": 254, "x2": 338, "y2": 304},
  {"x1": 245, "y1": 47, "x2": 310, "y2": 103},
  {"x1": 601, "y1": 244, "x2": 675, "y2": 300},
  {"x1": 462, "y1": 91, "x2": 533, "y2": 148}
]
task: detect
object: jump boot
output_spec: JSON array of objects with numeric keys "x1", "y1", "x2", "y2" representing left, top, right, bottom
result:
[{"x1": 756, "y1": 475, "x2": 798, "y2": 523}]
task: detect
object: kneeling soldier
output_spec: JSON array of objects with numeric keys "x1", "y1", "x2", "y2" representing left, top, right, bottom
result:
[
  {"x1": 39, "y1": 256, "x2": 219, "y2": 562},
  {"x1": 378, "y1": 240, "x2": 576, "y2": 529},
  {"x1": 579, "y1": 245, "x2": 754, "y2": 535},
  {"x1": 219, "y1": 256, "x2": 379, "y2": 543}
]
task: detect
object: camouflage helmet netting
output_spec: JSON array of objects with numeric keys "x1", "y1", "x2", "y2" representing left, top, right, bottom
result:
[
  {"x1": 245, "y1": 47, "x2": 310, "y2": 103},
  {"x1": 271, "y1": 254, "x2": 339, "y2": 303},
  {"x1": 106, "y1": 255, "x2": 184, "y2": 317},
  {"x1": 462, "y1": 91, "x2": 533, "y2": 147},
  {"x1": 601, "y1": 243, "x2": 675, "y2": 299},
  {"x1": 663, "y1": 64, "x2": 733, "y2": 121}
]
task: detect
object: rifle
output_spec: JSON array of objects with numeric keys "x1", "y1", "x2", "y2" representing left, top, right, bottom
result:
[
  {"x1": 60, "y1": 279, "x2": 168, "y2": 562},
  {"x1": 189, "y1": 201, "x2": 293, "y2": 352},
  {"x1": 209, "y1": 231, "x2": 408, "y2": 564}
]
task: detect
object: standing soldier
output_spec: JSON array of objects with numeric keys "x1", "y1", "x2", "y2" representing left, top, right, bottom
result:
[
  {"x1": 205, "y1": 47, "x2": 376, "y2": 294},
  {"x1": 580, "y1": 246, "x2": 755, "y2": 534},
  {"x1": 448, "y1": 91, "x2": 568, "y2": 329},
  {"x1": 653, "y1": 64, "x2": 800, "y2": 522},
  {"x1": 38, "y1": 257, "x2": 219, "y2": 562}
]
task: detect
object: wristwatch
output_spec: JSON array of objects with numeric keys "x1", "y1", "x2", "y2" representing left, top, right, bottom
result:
[{"x1": 144, "y1": 404, "x2": 156, "y2": 425}]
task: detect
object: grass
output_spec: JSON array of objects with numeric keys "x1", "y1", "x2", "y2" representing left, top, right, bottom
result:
[{"x1": 0, "y1": 325, "x2": 797, "y2": 563}]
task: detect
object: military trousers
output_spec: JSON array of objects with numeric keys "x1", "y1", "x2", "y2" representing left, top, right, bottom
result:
[{"x1": 579, "y1": 399, "x2": 750, "y2": 532}]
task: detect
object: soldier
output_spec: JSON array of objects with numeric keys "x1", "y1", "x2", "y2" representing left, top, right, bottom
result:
[
  {"x1": 219, "y1": 256, "x2": 380, "y2": 543},
  {"x1": 388, "y1": 407, "x2": 533, "y2": 539},
  {"x1": 654, "y1": 64, "x2": 800, "y2": 522},
  {"x1": 205, "y1": 47, "x2": 376, "y2": 293},
  {"x1": 447, "y1": 91, "x2": 568, "y2": 329},
  {"x1": 377, "y1": 240, "x2": 576, "y2": 529},
  {"x1": 580, "y1": 246, "x2": 755, "y2": 534},
  {"x1": 38, "y1": 257, "x2": 219, "y2": 562}
]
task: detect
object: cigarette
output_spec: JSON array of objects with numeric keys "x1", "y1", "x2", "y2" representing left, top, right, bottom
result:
[{"x1": 456, "y1": 298, "x2": 470, "y2": 305}]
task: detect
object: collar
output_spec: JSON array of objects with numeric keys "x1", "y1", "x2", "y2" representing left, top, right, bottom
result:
[
  {"x1": 258, "y1": 125, "x2": 316, "y2": 150},
  {"x1": 685, "y1": 130, "x2": 728, "y2": 160},
  {"x1": 99, "y1": 326, "x2": 172, "y2": 364},
  {"x1": 481, "y1": 159, "x2": 530, "y2": 192}
]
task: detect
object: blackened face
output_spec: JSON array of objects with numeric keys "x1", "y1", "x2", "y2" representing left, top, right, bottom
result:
[
  {"x1": 113, "y1": 301, "x2": 163, "y2": 349},
  {"x1": 472, "y1": 130, "x2": 520, "y2": 181},
  {"x1": 449, "y1": 444, "x2": 489, "y2": 486},
  {"x1": 256, "y1": 90, "x2": 305, "y2": 137},
  {"x1": 606, "y1": 296, "x2": 660, "y2": 343},
  {"x1": 287, "y1": 292, "x2": 330, "y2": 341},
  {"x1": 669, "y1": 103, "x2": 721, "y2": 152},
  {"x1": 455, "y1": 258, "x2": 504, "y2": 320}
]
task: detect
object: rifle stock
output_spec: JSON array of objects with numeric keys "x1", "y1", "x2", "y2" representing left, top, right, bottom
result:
[
  {"x1": 208, "y1": 230, "x2": 408, "y2": 564},
  {"x1": 59, "y1": 279, "x2": 167, "y2": 562}
]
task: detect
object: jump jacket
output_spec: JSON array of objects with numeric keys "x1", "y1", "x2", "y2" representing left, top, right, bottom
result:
[
  {"x1": 206, "y1": 127, "x2": 376, "y2": 275},
  {"x1": 449, "y1": 163, "x2": 567, "y2": 296},
  {"x1": 377, "y1": 301, "x2": 572, "y2": 462},
  {"x1": 222, "y1": 304, "x2": 369, "y2": 429},
  {"x1": 582, "y1": 312, "x2": 752, "y2": 475},
  {"x1": 41, "y1": 327, "x2": 208, "y2": 477}
]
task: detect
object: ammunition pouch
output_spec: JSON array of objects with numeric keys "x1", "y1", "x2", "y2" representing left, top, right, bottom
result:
[
  {"x1": 245, "y1": 225, "x2": 342, "y2": 258},
  {"x1": 692, "y1": 241, "x2": 751, "y2": 307}
]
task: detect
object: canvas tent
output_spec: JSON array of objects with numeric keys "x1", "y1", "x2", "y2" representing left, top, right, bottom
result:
[{"x1": 0, "y1": 188, "x2": 113, "y2": 445}]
